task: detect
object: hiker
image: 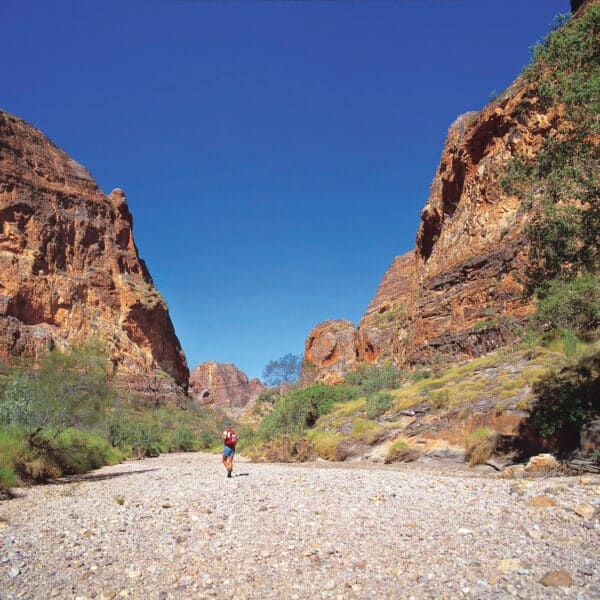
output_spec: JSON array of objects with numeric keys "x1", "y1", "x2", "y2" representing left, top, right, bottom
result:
[{"x1": 221, "y1": 425, "x2": 238, "y2": 478}]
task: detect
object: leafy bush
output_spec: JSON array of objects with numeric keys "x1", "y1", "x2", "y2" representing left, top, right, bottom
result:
[
  {"x1": 165, "y1": 427, "x2": 196, "y2": 452},
  {"x1": 534, "y1": 274, "x2": 600, "y2": 333},
  {"x1": 365, "y1": 392, "x2": 393, "y2": 419},
  {"x1": 51, "y1": 428, "x2": 123, "y2": 474},
  {"x1": 0, "y1": 339, "x2": 113, "y2": 448},
  {"x1": 252, "y1": 387, "x2": 281, "y2": 416},
  {"x1": 344, "y1": 363, "x2": 403, "y2": 394},
  {"x1": 257, "y1": 382, "x2": 357, "y2": 439},
  {"x1": 528, "y1": 351, "x2": 600, "y2": 451}
]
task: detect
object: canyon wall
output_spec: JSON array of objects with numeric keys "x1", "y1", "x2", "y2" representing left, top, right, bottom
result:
[
  {"x1": 189, "y1": 361, "x2": 265, "y2": 419},
  {"x1": 304, "y1": 52, "x2": 568, "y2": 382},
  {"x1": 0, "y1": 110, "x2": 189, "y2": 405}
]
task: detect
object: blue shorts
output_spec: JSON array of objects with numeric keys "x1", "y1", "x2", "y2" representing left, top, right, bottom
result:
[{"x1": 223, "y1": 445, "x2": 235, "y2": 457}]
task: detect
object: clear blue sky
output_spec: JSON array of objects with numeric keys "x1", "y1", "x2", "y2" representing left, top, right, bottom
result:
[{"x1": 1, "y1": 0, "x2": 568, "y2": 380}]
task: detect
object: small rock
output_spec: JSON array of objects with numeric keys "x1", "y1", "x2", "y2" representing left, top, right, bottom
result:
[
  {"x1": 540, "y1": 570, "x2": 574, "y2": 587},
  {"x1": 162, "y1": 503, "x2": 172, "y2": 509},
  {"x1": 502, "y1": 465, "x2": 525, "y2": 479},
  {"x1": 524, "y1": 453, "x2": 558, "y2": 474},
  {"x1": 497, "y1": 559, "x2": 523, "y2": 572},
  {"x1": 9, "y1": 567, "x2": 20, "y2": 577},
  {"x1": 527, "y1": 496, "x2": 556, "y2": 507},
  {"x1": 574, "y1": 502, "x2": 596, "y2": 520},
  {"x1": 488, "y1": 571, "x2": 501, "y2": 585}
]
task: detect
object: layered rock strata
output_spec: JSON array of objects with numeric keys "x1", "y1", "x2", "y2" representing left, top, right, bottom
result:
[
  {"x1": 305, "y1": 49, "x2": 570, "y2": 380},
  {"x1": 0, "y1": 110, "x2": 188, "y2": 405},
  {"x1": 189, "y1": 361, "x2": 265, "y2": 418}
]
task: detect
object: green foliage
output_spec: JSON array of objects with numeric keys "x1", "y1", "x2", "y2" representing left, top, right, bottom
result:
[
  {"x1": 252, "y1": 387, "x2": 282, "y2": 415},
  {"x1": 528, "y1": 351, "x2": 600, "y2": 450},
  {"x1": 262, "y1": 353, "x2": 302, "y2": 386},
  {"x1": 257, "y1": 382, "x2": 357, "y2": 439},
  {"x1": 502, "y1": 6, "x2": 600, "y2": 334},
  {"x1": 51, "y1": 428, "x2": 123, "y2": 474},
  {"x1": 0, "y1": 424, "x2": 123, "y2": 485},
  {"x1": 365, "y1": 392, "x2": 393, "y2": 419},
  {"x1": 0, "y1": 339, "x2": 113, "y2": 447},
  {"x1": 411, "y1": 369, "x2": 432, "y2": 382},
  {"x1": 104, "y1": 405, "x2": 215, "y2": 456},
  {"x1": 344, "y1": 362, "x2": 403, "y2": 394},
  {"x1": 534, "y1": 274, "x2": 600, "y2": 333}
]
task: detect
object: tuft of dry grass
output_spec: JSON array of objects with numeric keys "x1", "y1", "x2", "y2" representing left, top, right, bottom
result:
[
  {"x1": 384, "y1": 439, "x2": 421, "y2": 464},
  {"x1": 464, "y1": 427, "x2": 499, "y2": 466}
]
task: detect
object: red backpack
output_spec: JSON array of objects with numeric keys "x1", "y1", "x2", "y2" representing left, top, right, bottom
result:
[{"x1": 224, "y1": 429, "x2": 238, "y2": 446}]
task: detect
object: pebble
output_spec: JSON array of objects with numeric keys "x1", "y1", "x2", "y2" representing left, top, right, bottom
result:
[{"x1": 0, "y1": 453, "x2": 598, "y2": 599}]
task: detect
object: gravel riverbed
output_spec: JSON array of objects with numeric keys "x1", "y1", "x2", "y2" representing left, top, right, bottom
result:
[{"x1": 1, "y1": 452, "x2": 599, "y2": 599}]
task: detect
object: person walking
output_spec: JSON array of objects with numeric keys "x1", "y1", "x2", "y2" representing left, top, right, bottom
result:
[{"x1": 221, "y1": 424, "x2": 238, "y2": 478}]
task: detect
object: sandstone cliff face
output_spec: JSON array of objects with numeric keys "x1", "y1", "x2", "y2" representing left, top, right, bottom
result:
[
  {"x1": 0, "y1": 110, "x2": 189, "y2": 404},
  {"x1": 189, "y1": 361, "x2": 265, "y2": 418},
  {"x1": 305, "y1": 54, "x2": 567, "y2": 381},
  {"x1": 303, "y1": 320, "x2": 357, "y2": 384}
]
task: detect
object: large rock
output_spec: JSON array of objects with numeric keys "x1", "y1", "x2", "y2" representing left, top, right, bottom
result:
[
  {"x1": 303, "y1": 320, "x2": 357, "y2": 384},
  {"x1": 0, "y1": 110, "x2": 188, "y2": 405},
  {"x1": 189, "y1": 361, "x2": 265, "y2": 418}
]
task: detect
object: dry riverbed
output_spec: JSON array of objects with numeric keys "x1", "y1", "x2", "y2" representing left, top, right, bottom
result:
[{"x1": 1, "y1": 453, "x2": 599, "y2": 599}]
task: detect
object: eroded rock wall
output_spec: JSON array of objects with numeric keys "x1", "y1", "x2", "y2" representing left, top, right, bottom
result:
[
  {"x1": 189, "y1": 361, "x2": 265, "y2": 418},
  {"x1": 0, "y1": 110, "x2": 188, "y2": 405},
  {"x1": 305, "y1": 65, "x2": 565, "y2": 380}
]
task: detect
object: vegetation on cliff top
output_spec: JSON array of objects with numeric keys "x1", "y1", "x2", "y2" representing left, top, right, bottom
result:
[{"x1": 502, "y1": 5, "x2": 600, "y2": 333}]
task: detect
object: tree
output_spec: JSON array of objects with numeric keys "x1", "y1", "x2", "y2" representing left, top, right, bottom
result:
[
  {"x1": 262, "y1": 353, "x2": 302, "y2": 387},
  {"x1": 0, "y1": 339, "x2": 113, "y2": 448}
]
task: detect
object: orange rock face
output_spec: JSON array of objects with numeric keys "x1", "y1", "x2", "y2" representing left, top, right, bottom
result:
[
  {"x1": 0, "y1": 110, "x2": 188, "y2": 405},
  {"x1": 305, "y1": 72, "x2": 564, "y2": 381},
  {"x1": 188, "y1": 361, "x2": 265, "y2": 418},
  {"x1": 304, "y1": 320, "x2": 357, "y2": 384}
]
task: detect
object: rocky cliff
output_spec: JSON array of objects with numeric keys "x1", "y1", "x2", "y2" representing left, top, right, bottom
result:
[
  {"x1": 0, "y1": 110, "x2": 189, "y2": 405},
  {"x1": 189, "y1": 361, "x2": 265, "y2": 418},
  {"x1": 305, "y1": 8, "x2": 583, "y2": 382}
]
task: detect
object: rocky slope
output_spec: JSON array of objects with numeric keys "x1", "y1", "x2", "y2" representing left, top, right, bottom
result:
[
  {"x1": 189, "y1": 361, "x2": 264, "y2": 418},
  {"x1": 0, "y1": 110, "x2": 188, "y2": 405},
  {"x1": 304, "y1": 3, "x2": 592, "y2": 383}
]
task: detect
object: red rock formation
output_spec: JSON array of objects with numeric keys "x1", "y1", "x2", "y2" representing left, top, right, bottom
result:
[
  {"x1": 305, "y1": 35, "x2": 573, "y2": 381},
  {"x1": 189, "y1": 361, "x2": 265, "y2": 418},
  {"x1": 303, "y1": 320, "x2": 357, "y2": 384},
  {"x1": 0, "y1": 110, "x2": 188, "y2": 405}
]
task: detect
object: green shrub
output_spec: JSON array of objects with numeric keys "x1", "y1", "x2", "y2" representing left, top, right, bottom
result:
[
  {"x1": 528, "y1": 351, "x2": 600, "y2": 450},
  {"x1": 257, "y1": 382, "x2": 357, "y2": 439},
  {"x1": 344, "y1": 363, "x2": 403, "y2": 394},
  {"x1": 0, "y1": 338, "x2": 113, "y2": 448},
  {"x1": 165, "y1": 427, "x2": 196, "y2": 452},
  {"x1": 52, "y1": 429, "x2": 123, "y2": 474},
  {"x1": 365, "y1": 392, "x2": 393, "y2": 418},
  {"x1": 411, "y1": 369, "x2": 432, "y2": 382},
  {"x1": 535, "y1": 274, "x2": 600, "y2": 333}
]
